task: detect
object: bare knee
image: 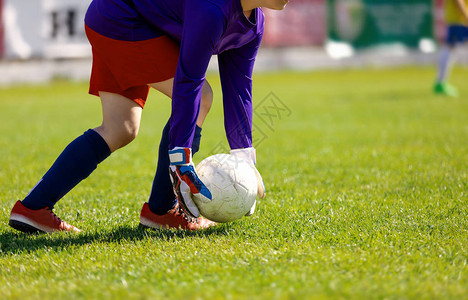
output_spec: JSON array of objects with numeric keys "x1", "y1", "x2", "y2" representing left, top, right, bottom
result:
[
  {"x1": 116, "y1": 121, "x2": 139, "y2": 148},
  {"x1": 201, "y1": 82, "x2": 213, "y2": 113},
  {"x1": 95, "y1": 121, "x2": 139, "y2": 152},
  {"x1": 197, "y1": 81, "x2": 213, "y2": 126},
  {"x1": 95, "y1": 92, "x2": 143, "y2": 152}
]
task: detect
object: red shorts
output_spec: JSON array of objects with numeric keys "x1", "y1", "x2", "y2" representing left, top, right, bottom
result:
[{"x1": 85, "y1": 25, "x2": 180, "y2": 108}]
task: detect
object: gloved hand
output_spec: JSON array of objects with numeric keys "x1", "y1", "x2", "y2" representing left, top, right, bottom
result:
[
  {"x1": 169, "y1": 147, "x2": 212, "y2": 218},
  {"x1": 230, "y1": 147, "x2": 265, "y2": 216}
]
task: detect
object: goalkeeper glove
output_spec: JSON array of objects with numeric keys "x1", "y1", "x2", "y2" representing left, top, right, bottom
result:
[
  {"x1": 230, "y1": 147, "x2": 265, "y2": 216},
  {"x1": 169, "y1": 147, "x2": 212, "y2": 218}
]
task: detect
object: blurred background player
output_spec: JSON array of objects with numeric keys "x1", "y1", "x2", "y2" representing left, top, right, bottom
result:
[
  {"x1": 8, "y1": 0, "x2": 279, "y2": 234},
  {"x1": 434, "y1": 0, "x2": 468, "y2": 97}
]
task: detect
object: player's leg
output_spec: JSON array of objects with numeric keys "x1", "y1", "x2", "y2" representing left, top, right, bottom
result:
[
  {"x1": 139, "y1": 80, "x2": 215, "y2": 230},
  {"x1": 9, "y1": 92, "x2": 141, "y2": 233},
  {"x1": 436, "y1": 44, "x2": 453, "y2": 84},
  {"x1": 147, "y1": 79, "x2": 212, "y2": 213},
  {"x1": 434, "y1": 43, "x2": 457, "y2": 96},
  {"x1": 434, "y1": 25, "x2": 465, "y2": 97}
]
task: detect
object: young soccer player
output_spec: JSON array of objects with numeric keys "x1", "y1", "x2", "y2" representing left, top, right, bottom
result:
[
  {"x1": 434, "y1": 0, "x2": 468, "y2": 97},
  {"x1": 8, "y1": 0, "x2": 285, "y2": 233}
]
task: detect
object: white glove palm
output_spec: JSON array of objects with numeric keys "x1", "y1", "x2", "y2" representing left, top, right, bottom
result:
[{"x1": 230, "y1": 147, "x2": 265, "y2": 216}]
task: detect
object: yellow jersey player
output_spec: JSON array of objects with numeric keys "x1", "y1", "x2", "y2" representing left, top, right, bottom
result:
[{"x1": 434, "y1": 0, "x2": 468, "y2": 97}]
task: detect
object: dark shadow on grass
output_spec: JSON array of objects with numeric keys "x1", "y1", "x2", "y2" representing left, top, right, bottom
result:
[{"x1": 0, "y1": 223, "x2": 232, "y2": 255}]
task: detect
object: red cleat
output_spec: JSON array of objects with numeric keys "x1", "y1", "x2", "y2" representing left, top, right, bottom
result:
[
  {"x1": 9, "y1": 200, "x2": 82, "y2": 233},
  {"x1": 139, "y1": 202, "x2": 216, "y2": 231}
]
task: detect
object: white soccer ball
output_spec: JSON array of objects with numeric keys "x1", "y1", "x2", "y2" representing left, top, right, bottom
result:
[{"x1": 194, "y1": 154, "x2": 257, "y2": 223}]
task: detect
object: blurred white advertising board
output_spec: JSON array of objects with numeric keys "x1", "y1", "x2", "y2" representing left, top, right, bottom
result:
[{"x1": 3, "y1": 0, "x2": 92, "y2": 59}]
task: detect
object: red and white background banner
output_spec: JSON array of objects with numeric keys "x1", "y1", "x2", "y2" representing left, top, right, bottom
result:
[
  {"x1": 434, "y1": 0, "x2": 446, "y2": 43},
  {"x1": 262, "y1": 0, "x2": 326, "y2": 47}
]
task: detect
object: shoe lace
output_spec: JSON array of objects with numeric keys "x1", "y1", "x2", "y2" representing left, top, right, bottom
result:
[
  {"x1": 46, "y1": 207, "x2": 63, "y2": 224},
  {"x1": 174, "y1": 205, "x2": 199, "y2": 224}
]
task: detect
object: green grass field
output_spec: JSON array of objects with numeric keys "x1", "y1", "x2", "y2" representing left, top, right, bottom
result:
[{"x1": 1, "y1": 66, "x2": 468, "y2": 299}]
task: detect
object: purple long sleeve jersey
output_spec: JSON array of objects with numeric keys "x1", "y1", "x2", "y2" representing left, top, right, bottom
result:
[{"x1": 85, "y1": 0, "x2": 265, "y2": 150}]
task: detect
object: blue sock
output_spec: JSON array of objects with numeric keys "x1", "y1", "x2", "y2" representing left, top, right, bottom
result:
[
  {"x1": 148, "y1": 122, "x2": 202, "y2": 215},
  {"x1": 22, "y1": 129, "x2": 111, "y2": 210},
  {"x1": 192, "y1": 125, "x2": 202, "y2": 154}
]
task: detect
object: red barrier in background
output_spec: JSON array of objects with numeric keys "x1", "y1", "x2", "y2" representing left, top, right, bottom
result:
[
  {"x1": 434, "y1": 0, "x2": 446, "y2": 43},
  {"x1": 262, "y1": 0, "x2": 326, "y2": 47},
  {"x1": 0, "y1": 0, "x2": 4, "y2": 58}
]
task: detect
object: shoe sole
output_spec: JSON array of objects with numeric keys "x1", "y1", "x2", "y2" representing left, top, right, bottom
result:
[
  {"x1": 9, "y1": 219, "x2": 43, "y2": 234},
  {"x1": 139, "y1": 221, "x2": 214, "y2": 231},
  {"x1": 139, "y1": 220, "x2": 164, "y2": 230},
  {"x1": 139, "y1": 223, "x2": 153, "y2": 230}
]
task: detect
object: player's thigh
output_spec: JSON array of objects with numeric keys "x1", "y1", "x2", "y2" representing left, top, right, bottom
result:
[
  {"x1": 149, "y1": 79, "x2": 174, "y2": 98},
  {"x1": 149, "y1": 79, "x2": 213, "y2": 126},
  {"x1": 149, "y1": 79, "x2": 213, "y2": 100}
]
